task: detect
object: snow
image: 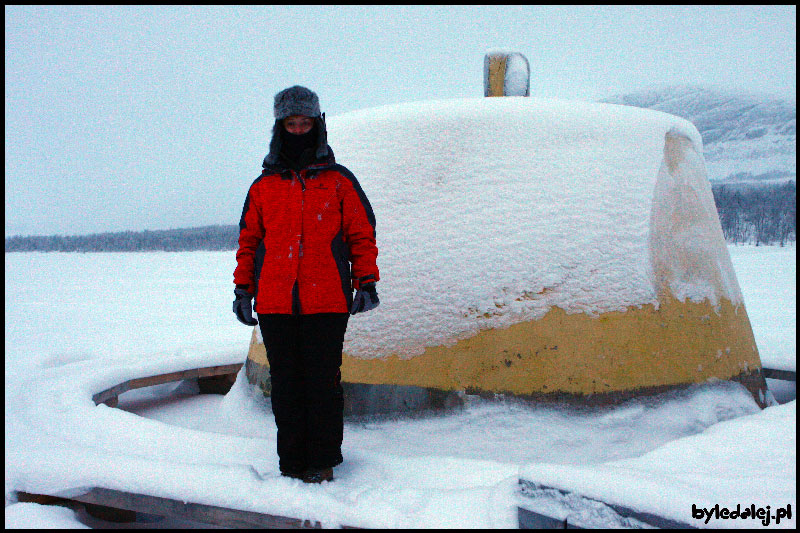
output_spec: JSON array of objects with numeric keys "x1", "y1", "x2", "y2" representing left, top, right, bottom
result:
[
  {"x1": 4, "y1": 245, "x2": 795, "y2": 529},
  {"x1": 520, "y1": 400, "x2": 796, "y2": 529},
  {"x1": 4, "y1": 502, "x2": 90, "y2": 529},
  {"x1": 4, "y1": 96, "x2": 796, "y2": 528},
  {"x1": 325, "y1": 97, "x2": 708, "y2": 358},
  {"x1": 503, "y1": 54, "x2": 530, "y2": 97},
  {"x1": 648, "y1": 128, "x2": 742, "y2": 306},
  {"x1": 729, "y1": 245, "x2": 796, "y2": 372}
]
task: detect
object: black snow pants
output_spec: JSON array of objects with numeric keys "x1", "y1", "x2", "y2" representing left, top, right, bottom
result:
[{"x1": 257, "y1": 313, "x2": 349, "y2": 473}]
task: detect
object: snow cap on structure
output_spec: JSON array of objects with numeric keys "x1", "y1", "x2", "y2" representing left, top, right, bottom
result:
[
  {"x1": 324, "y1": 97, "x2": 731, "y2": 359},
  {"x1": 250, "y1": 95, "x2": 764, "y2": 410}
]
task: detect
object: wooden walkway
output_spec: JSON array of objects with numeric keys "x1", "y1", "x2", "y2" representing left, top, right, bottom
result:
[
  {"x1": 518, "y1": 480, "x2": 698, "y2": 529},
  {"x1": 19, "y1": 487, "x2": 325, "y2": 528},
  {"x1": 91, "y1": 363, "x2": 244, "y2": 407},
  {"x1": 18, "y1": 362, "x2": 794, "y2": 528},
  {"x1": 23, "y1": 363, "x2": 340, "y2": 528}
]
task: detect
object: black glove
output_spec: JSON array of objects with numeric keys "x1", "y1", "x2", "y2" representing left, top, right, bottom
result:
[
  {"x1": 233, "y1": 287, "x2": 258, "y2": 326},
  {"x1": 351, "y1": 282, "x2": 380, "y2": 315}
]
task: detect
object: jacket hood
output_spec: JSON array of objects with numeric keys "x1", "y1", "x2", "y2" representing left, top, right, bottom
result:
[{"x1": 263, "y1": 115, "x2": 331, "y2": 170}]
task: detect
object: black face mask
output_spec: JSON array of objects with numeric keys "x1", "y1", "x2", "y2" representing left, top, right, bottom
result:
[{"x1": 280, "y1": 124, "x2": 317, "y2": 169}]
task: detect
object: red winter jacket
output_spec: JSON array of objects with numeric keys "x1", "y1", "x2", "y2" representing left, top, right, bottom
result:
[{"x1": 234, "y1": 150, "x2": 379, "y2": 315}]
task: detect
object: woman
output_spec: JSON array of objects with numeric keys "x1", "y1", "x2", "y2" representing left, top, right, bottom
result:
[{"x1": 233, "y1": 86, "x2": 380, "y2": 483}]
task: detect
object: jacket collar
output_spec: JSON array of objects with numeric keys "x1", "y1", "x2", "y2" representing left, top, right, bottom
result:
[{"x1": 261, "y1": 146, "x2": 337, "y2": 176}]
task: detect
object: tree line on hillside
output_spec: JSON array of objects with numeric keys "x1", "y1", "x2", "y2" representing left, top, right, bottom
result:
[
  {"x1": 5, "y1": 182, "x2": 796, "y2": 252},
  {"x1": 4, "y1": 225, "x2": 239, "y2": 253},
  {"x1": 712, "y1": 181, "x2": 796, "y2": 246}
]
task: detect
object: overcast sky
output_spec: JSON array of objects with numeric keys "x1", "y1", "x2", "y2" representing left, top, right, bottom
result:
[{"x1": 5, "y1": 5, "x2": 796, "y2": 237}]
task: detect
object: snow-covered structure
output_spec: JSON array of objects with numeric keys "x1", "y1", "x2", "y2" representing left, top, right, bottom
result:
[{"x1": 245, "y1": 96, "x2": 769, "y2": 409}]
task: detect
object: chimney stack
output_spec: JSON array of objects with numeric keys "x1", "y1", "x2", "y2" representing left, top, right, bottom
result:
[{"x1": 484, "y1": 50, "x2": 530, "y2": 97}]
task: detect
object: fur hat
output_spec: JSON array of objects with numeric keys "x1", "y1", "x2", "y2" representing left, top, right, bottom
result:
[
  {"x1": 273, "y1": 85, "x2": 321, "y2": 120},
  {"x1": 263, "y1": 87, "x2": 330, "y2": 168}
]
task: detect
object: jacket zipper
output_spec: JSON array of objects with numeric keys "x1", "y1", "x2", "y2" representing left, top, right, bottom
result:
[
  {"x1": 297, "y1": 170, "x2": 305, "y2": 267},
  {"x1": 293, "y1": 170, "x2": 306, "y2": 315}
]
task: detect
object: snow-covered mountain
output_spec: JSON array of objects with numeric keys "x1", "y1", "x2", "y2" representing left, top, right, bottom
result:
[{"x1": 601, "y1": 86, "x2": 796, "y2": 186}]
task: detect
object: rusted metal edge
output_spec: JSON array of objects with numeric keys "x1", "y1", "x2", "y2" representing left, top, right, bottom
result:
[
  {"x1": 91, "y1": 363, "x2": 244, "y2": 406},
  {"x1": 18, "y1": 487, "x2": 333, "y2": 529}
]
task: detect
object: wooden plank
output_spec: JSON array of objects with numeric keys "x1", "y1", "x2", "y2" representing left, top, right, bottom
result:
[
  {"x1": 68, "y1": 364, "x2": 355, "y2": 528},
  {"x1": 198, "y1": 363, "x2": 243, "y2": 378},
  {"x1": 763, "y1": 367, "x2": 796, "y2": 382},
  {"x1": 92, "y1": 363, "x2": 244, "y2": 406},
  {"x1": 517, "y1": 506, "x2": 571, "y2": 529},
  {"x1": 74, "y1": 487, "x2": 324, "y2": 529},
  {"x1": 21, "y1": 487, "x2": 330, "y2": 529},
  {"x1": 92, "y1": 383, "x2": 129, "y2": 406},
  {"x1": 127, "y1": 369, "x2": 199, "y2": 390},
  {"x1": 17, "y1": 492, "x2": 72, "y2": 506}
]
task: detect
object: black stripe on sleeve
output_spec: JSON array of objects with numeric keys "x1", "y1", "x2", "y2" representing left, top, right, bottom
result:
[{"x1": 332, "y1": 164, "x2": 376, "y2": 229}]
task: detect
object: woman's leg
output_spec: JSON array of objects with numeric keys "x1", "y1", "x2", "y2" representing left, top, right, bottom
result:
[
  {"x1": 258, "y1": 314, "x2": 307, "y2": 475},
  {"x1": 298, "y1": 313, "x2": 349, "y2": 470}
]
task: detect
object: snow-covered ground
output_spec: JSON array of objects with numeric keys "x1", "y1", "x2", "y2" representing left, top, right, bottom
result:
[
  {"x1": 727, "y1": 244, "x2": 796, "y2": 372},
  {"x1": 4, "y1": 244, "x2": 795, "y2": 528}
]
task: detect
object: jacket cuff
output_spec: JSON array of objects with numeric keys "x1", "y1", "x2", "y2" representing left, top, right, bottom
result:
[
  {"x1": 353, "y1": 274, "x2": 377, "y2": 290},
  {"x1": 235, "y1": 283, "x2": 254, "y2": 294}
]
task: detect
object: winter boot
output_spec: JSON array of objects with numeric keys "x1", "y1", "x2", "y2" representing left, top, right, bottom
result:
[
  {"x1": 303, "y1": 467, "x2": 334, "y2": 483},
  {"x1": 280, "y1": 468, "x2": 305, "y2": 480}
]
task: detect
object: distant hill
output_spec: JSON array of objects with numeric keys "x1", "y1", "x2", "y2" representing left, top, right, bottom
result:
[{"x1": 601, "y1": 86, "x2": 796, "y2": 186}]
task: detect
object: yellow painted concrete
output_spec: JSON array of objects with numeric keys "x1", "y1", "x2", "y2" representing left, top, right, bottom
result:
[
  {"x1": 486, "y1": 55, "x2": 507, "y2": 97},
  {"x1": 247, "y1": 296, "x2": 762, "y2": 398}
]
